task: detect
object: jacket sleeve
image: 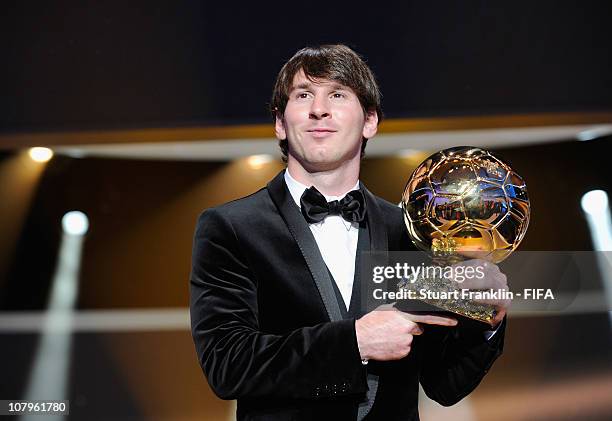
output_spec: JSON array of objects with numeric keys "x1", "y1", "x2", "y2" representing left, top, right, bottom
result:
[
  {"x1": 418, "y1": 318, "x2": 506, "y2": 406},
  {"x1": 393, "y1": 212, "x2": 505, "y2": 406},
  {"x1": 189, "y1": 208, "x2": 368, "y2": 400}
]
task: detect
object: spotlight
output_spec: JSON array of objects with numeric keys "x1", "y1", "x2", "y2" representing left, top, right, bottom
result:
[
  {"x1": 62, "y1": 211, "x2": 90, "y2": 236},
  {"x1": 581, "y1": 190, "x2": 609, "y2": 216},
  {"x1": 247, "y1": 154, "x2": 274, "y2": 169},
  {"x1": 581, "y1": 189, "x2": 612, "y2": 251},
  {"x1": 576, "y1": 127, "x2": 612, "y2": 141},
  {"x1": 580, "y1": 189, "x2": 612, "y2": 326},
  {"x1": 28, "y1": 147, "x2": 54, "y2": 162}
]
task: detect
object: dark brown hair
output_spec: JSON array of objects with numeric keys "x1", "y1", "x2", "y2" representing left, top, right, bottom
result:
[{"x1": 270, "y1": 44, "x2": 383, "y2": 162}]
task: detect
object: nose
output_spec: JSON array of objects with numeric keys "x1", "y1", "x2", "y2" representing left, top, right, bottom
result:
[{"x1": 309, "y1": 95, "x2": 330, "y2": 119}]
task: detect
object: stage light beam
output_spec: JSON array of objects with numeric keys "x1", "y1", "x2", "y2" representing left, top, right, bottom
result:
[
  {"x1": 28, "y1": 147, "x2": 54, "y2": 163},
  {"x1": 580, "y1": 189, "x2": 612, "y2": 328},
  {"x1": 20, "y1": 211, "x2": 89, "y2": 421}
]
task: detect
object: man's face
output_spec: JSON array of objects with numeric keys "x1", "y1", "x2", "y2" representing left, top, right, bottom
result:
[{"x1": 275, "y1": 70, "x2": 378, "y2": 171}]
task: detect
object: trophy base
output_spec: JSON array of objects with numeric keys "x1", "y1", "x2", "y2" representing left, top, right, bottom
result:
[{"x1": 397, "y1": 277, "x2": 496, "y2": 329}]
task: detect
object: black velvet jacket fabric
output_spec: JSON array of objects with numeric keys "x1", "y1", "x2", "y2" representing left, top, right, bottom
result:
[{"x1": 190, "y1": 170, "x2": 505, "y2": 421}]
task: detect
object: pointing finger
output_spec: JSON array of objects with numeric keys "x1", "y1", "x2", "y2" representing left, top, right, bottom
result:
[{"x1": 399, "y1": 312, "x2": 458, "y2": 326}]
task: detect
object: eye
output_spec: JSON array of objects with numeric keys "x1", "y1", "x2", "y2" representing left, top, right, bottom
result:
[
  {"x1": 295, "y1": 91, "x2": 311, "y2": 99},
  {"x1": 331, "y1": 92, "x2": 346, "y2": 99}
]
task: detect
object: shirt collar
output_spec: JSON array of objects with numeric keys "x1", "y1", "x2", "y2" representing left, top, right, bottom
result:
[{"x1": 284, "y1": 169, "x2": 360, "y2": 209}]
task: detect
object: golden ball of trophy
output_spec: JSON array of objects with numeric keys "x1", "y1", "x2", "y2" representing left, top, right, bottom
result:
[
  {"x1": 402, "y1": 146, "x2": 530, "y2": 263},
  {"x1": 399, "y1": 146, "x2": 530, "y2": 325}
]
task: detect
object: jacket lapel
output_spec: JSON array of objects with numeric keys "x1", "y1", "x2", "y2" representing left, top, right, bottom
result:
[
  {"x1": 358, "y1": 183, "x2": 391, "y2": 319},
  {"x1": 267, "y1": 171, "x2": 386, "y2": 420},
  {"x1": 266, "y1": 170, "x2": 344, "y2": 322},
  {"x1": 358, "y1": 183, "x2": 387, "y2": 421},
  {"x1": 360, "y1": 182, "x2": 388, "y2": 253}
]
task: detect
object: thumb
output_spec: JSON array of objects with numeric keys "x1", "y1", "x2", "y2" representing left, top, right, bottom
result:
[{"x1": 399, "y1": 312, "x2": 458, "y2": 326}]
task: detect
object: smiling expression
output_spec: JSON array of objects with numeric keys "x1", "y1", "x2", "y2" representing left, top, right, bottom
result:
[{"x1": 275, "y1": 70, "x2": 378, "y2": 172}]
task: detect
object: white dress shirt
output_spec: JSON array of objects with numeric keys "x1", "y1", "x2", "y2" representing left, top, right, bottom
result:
[{"x1": 284, "y1": 170, "x2": 360, "y2": 310}]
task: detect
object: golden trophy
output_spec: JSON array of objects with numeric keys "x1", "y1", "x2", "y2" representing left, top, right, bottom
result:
[{"x1": 399, "y1": 146, "x2": 530, "y2": 324}]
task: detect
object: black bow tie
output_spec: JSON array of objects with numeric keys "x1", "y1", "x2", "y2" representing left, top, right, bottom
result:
[{"x1": 300, "y1": 186, "x2": 367, "y2": 224}]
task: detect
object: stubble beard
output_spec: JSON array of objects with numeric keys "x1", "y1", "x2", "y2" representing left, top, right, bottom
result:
[{"x1": 289, "y1": 143, "x2": 362, "y2": 174}]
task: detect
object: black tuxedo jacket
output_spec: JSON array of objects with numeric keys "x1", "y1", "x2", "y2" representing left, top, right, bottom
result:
[{"x1": 190, "y1": 170, "x2": 505, "y2": 421}]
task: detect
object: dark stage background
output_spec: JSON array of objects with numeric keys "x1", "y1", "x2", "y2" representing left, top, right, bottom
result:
[{"x1": 1, "y1": 1, "x2": 611, "y2": 420}]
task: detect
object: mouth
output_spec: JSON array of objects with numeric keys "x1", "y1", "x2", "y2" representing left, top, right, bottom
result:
[{"x1": 307, "y1": 128, "x2": 337, "y2": 138}]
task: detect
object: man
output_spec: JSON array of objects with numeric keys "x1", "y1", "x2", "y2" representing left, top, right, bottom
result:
[{"x1": 190, "y1": 44, "x2": 508, "y2": 420}]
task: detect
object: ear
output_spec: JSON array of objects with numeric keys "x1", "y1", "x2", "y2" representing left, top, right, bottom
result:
[
  {"x1": 362, "y1": 109, "x2": 378, "y2": 139},
  {"x1": 274, "y1": 113, "x2": 286, "y2": 140}
]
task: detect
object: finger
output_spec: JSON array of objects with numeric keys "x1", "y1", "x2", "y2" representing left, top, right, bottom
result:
[
  {"x1": 496, "y1": 272, "x2": 508, "y2": 287},
  {"x1": 462, "y1": 271, "x2": 505, "y2": 290},
  {"x1": 410, "y1": 323, "x2": 424, "y2": 335},
  {"x1": 460, "y1": 277, "x2": 493, "y2": 290},
  {"x1": 400, "y1": 312, "x2": 458, "y2": 326},
  {"x1": 485, "y1": 262, "x2": 501, "y2": 274},
  {"x1": 470, "y1": 291, "x2": 510, "y2": 306},
  {"x1": 458, "y1": 278, "x2": 486, "y2": 289},
  {"x1": 492, "y1": 308, "x2": 507, "y2": 325},
  {"x1": 472, "y1": 293, "x2": 511, "y2": 307},
  {"x1": 458, "y1": 258, "x2": 492, "y2": 270},
  {"x1": 375, "y1": 302, "x2": 398, "y2": 311}
]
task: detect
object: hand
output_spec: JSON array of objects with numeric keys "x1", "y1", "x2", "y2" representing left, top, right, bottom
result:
[
  {"x1": 355, "y1": 305, "x2": 457, "y2": 361},
  {"x1": 453, "y1": 259, "x2": 511, "y2": 328}
]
